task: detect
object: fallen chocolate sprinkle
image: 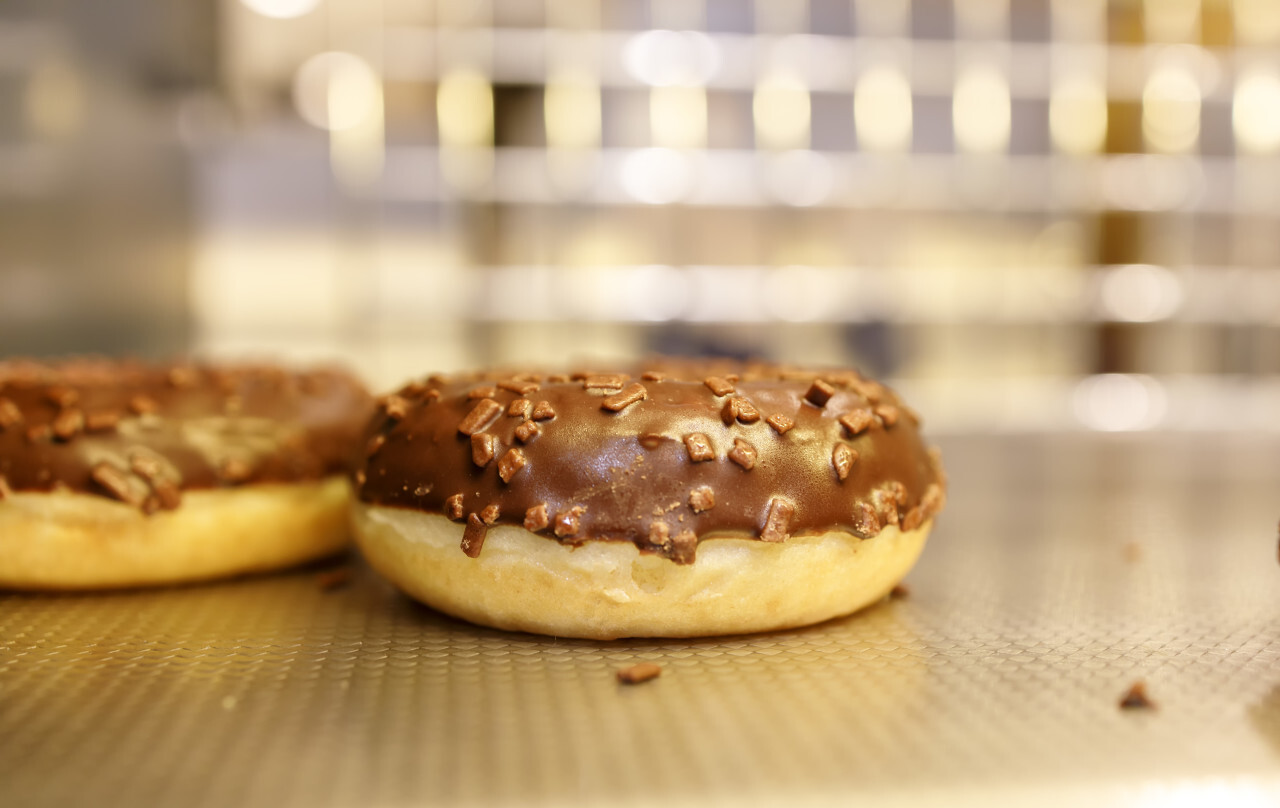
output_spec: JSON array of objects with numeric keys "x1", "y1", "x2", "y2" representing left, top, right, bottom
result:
[
  {"x1": 498, "y1": 448, "x2": 528, "y2": 483},
  {"x1": 480, "y1": 503, "x2": 500, "y2": 524},
  {"x1": 316, "y1": 566, "x2": 353, "y2": 590},
  {"x1": 889, "y1": 583, "x2": 909, "y2": 599},
  {"x1": 766, "y1": 413, "x2": 794, "y2": 434},
  {"x1": 461, "y1": 513, "x2": 487, "y2": 558},
  {"x1": 761, "y1": 498, "x2": 794, "y2": 542},
  {"x1": 728, "y1": 439, "x2": 757, "y2": 470},
  {"x1": 804, "y1": 379, "x2": 835, "y2": 408},
  {"x1": 554, "y1": 505, "x2": 585, "y2": 537},
  {"x1": 445, "y1": 493, "x2": 465, "y2": 520},
  {"x1": 601, "y1": 383, "x2": 647, "y2": 412},
  {"x1": 1119, "y1": 681, "x2": 1155, "y2": 710},
  {"x1": 531, "y1": 401, "x2": 556, "y2": 421},
  {"x1": 683, "y1": 433, "x2": 715, "y2": 462},
  {"x1": 832, "y1": 443, "x2": 857, "y2": 481},
  {"x1": 524, "y1": 503, "x2": 550, "y2": 531},
  {"x1": 457, "y1": 399, "x2": 503, "y2": 435},
  {"x1": 688, "y1": 485, "x2": 715, "y2": 513},
  {"x1": 471, "y1": 433, "x2": 497, "y2": 467},
  {"x1": 704, "y1": 376, "x2": 735, "y2": 396},
  {"x1": 508, "y1": 399, "x2": 532, "y2": 419},
  {"x1": 616, "y1": 662, "x2": 662, "y2": 685}
]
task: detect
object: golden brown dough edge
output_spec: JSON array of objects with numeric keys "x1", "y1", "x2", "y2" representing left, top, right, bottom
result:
[
  {"x1": 0, "y1": 476, "x2": 352, "y2": 590},
  {"x1": 353, "y1": 502, "x2": 930, "y2": 640}
]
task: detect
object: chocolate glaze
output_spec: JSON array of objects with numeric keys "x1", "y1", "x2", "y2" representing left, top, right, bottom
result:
[
  {"x1": 358, "y1": 361, "x2": 946, "y2": 563},
  {"x1": 0, "y1": 358, "x2": 373, "y2": 513}
]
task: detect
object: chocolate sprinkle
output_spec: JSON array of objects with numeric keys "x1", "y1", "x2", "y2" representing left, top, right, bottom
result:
[
  {"x1": 524, "y1": 503, "x2": 550, "y2": 531},
  {"x1": 583, "y1": 374, "x2": 627, "y2": 390},
  {"x1": 601, "y1": 383, "x2": 647, "y2": 413},
  {"x1": 498, "y1": 379, "x2": 540, "y2": 395},
  {"x1": 554, "y1": 505, "x2": 586, "y2": 537},
  {"x1": 721, "y1": 397, "x2": 761, "y2": 425},
  {"x1": 531, "y1": 401, "x2": 556, "y2": 421},
  {"x1": 514, "y1": 420, "x2": 541, "y2": 444},
  {"x1": 480, "y1": 503, "x2": 500, "y2": 524},
  {"x1": 616, "y1": 662, "x2": 662, "y2": 684},
  {"x1": 90, "y1": 461, "x2": 149, "y2": 507},
  {"x1": 704, "y1": 376, "x2": 735, "y2": 396},
  {"x1": 0, "y1": 398, "x2": 21, "y2": 430},
  {"x1": 381, "y1": 395, "x2": 411, "y2": 421},
  {"x1": 457, "y1": 399, "x2": 503, "y2": 435},
  {"x1": 839, "y1": 408, "x2": 876, "y2": 436},
  {"x1": 832, "y1": 443, "x2": 857, "y2": 481},
  {"x1": 765, "y1": 413, "x2": 794, "y2": 434},
  {"x1": 471, "y1": 433, "x2": 497, "y2": 467},
  {"x1": 461, "y1": 513, "x2": 487, "y2": 558},
  {"x1": 760, "y1": 498, "x2": 794, "y2": 542},
  {"x1": 445, "y1": 493, "x2": 465, "y2": 521},
  {"x1": 1120, "y1": 681, "x2": 1155, "y2": 710},
  {"x1": 84, "y1": 410, "x2": 121, "y2": 433},
  {"x1": 684, "y1": 433, "x2": 715, "y2": 462},
  {"x1": 728, "y1": 438, "x2": 757, "y2": 470},
  {"x1": 51, "y1": 409, "x2": 84, "y2": 442},
  {"x1": 688, "y1": 485, "x2": 715, "y2": 513},
  {"x1": 508, "y1": 398, "x2": 532, "y2": 419},
  {"x1": 875, "y1": 404, "x2": 900, "y2": 427},
  {"x1": 498, "y1": 448, "x2": 528, "y2": 483},
  {"x1": 804, "y1": 379, "x2": 835, "y2": 408}
]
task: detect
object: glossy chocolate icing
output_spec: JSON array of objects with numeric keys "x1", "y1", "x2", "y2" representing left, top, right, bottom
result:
[
  {"x1": 358, "y1": 361, "x2": 946, "y2": 563},
  {"x1": 0, "y1": 358, "x2": 373, "y2": 513}
]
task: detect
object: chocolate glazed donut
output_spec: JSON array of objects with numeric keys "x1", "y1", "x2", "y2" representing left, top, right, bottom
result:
[
  {"x1": 353, "y1": 361, "x2": 946, "y2": 639},
  {"x1": 0, "y1": 358, "x2": 373, "y2": 589}
]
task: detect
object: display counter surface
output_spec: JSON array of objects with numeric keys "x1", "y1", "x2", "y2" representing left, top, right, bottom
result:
[{"x1": 5, "y1": 433, "x2": 1280, "y2": 807}]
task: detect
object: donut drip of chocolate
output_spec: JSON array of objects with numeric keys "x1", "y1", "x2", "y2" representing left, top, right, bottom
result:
[
  {"x1": 0, "y1": 358, "x2": 373, "y2": 513},
  {"x1": 359, "y1": 362, "x2": 946, "y2": 563}
]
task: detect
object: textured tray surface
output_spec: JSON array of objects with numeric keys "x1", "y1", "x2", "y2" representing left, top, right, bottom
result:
[{"x1": 5, "y1": 434, "x2": 1280, "y2": 807}]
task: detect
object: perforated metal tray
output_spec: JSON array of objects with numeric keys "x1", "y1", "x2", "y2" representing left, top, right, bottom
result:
[{"x1": 5, "y1": 434, "x2": 1280, "y2": 807}]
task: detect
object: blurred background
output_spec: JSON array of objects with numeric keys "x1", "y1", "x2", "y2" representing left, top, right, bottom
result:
[{"x1": 3, "y1": 0, "x2": 1280, "y2": 433}]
